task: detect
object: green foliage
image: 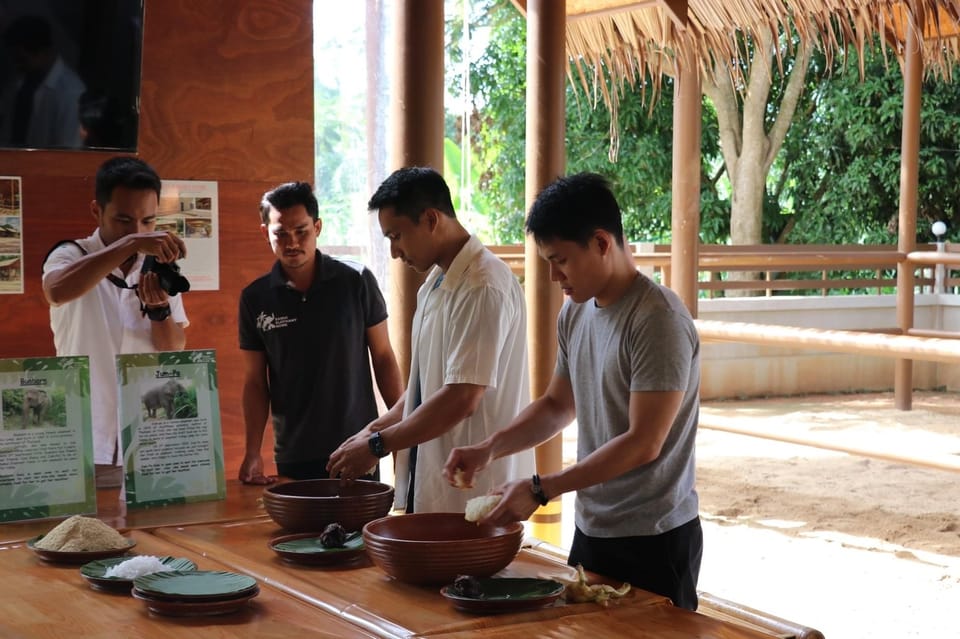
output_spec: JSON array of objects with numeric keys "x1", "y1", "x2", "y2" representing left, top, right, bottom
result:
[
  {"x1": 454, "y1": 0, "x2": 729, "y2": 244},
  {"x1": 780, "y1": 39, "x2": 960, "y2": 245},
  {"x1": 173, "y1": 387, "x2": 199, "y2": 420}
]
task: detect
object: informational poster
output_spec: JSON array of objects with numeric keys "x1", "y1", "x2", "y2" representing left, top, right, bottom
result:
[
  {"x1": 158, "y1": 179, "x2": 219, "y2": 290},
  {"x1": 117, "y1": 350, "x2": 225, "y2": 509},
  {"x1": 0, "y1": 356, "x2": 94, "y2": 523},
  {"x1": 0, "y1": 176, "x2": 23, "y2": 294}
]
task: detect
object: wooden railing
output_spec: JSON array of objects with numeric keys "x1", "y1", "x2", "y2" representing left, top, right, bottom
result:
[{"x1": 487, "y1": 243, "x2": 960, "y2": 297}]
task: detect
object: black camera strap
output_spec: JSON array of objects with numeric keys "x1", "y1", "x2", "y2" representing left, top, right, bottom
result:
[{"x1": 43, "y1": 239, "x2": 167, "y2": 320}]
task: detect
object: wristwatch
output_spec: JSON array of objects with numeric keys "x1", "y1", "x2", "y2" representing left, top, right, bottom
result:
[
  {"x1": 368, "y1": 432, "x2": 389, "y2": 458},
  {"x1": 530, "y1": 474, "x2": 549, "y2": 506},
  {"x1": 144, "y1": 304, "x2": 171, "y2": 322}
]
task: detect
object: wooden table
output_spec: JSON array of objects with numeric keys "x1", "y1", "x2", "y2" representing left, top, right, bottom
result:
[
  {"x1": 0, "y1": 479, "x2": 268, "y2": 544},
  {"x1": 150, "y1": 518, "x2": 773, "y2": 639},
  {"x1": 422, "y1": 603, "x2": 778, "y2": 638},
  {"x1": 0, "y1": 529, "x2": 375, "y2": 639},
  {"x1": 0, "y1": 482, "x2": 783, "y2": 638}
]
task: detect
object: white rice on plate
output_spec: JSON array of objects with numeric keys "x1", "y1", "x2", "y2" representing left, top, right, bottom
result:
[{"x1": 103, "y1": 555, "x2": 174, "y2": 579}]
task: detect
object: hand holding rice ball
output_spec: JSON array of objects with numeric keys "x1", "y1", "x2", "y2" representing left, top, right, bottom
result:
[{"x1": 464, "y1": 494, "x2": 503, "y2": 523}]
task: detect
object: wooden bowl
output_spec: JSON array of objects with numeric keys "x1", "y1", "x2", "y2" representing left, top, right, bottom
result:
[
  {"x1": 263, "y1": 479, "x2": 394, "y2": 533},
  {"x1": 362, "y1": 512, "x2": 523, "y2": 585}
]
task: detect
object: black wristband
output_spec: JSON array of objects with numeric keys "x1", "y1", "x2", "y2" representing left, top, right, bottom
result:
[
  {"x1": 531, "y1": 473, "x2": 549, "y2": 506},
  {"x1": 143, "y1": 304, "x2": 171, "y2": 321},
  {"x1": 368, "y1": 432, "x2": 389, "y2": 458}
]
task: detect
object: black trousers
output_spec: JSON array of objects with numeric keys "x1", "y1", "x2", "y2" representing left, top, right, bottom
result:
[
  {"x1": 278, "y1": 459, "x2": 379, "y2": 482},
  {"x1": 568, "y1": 516, "x2": 703, "y2": 610}
]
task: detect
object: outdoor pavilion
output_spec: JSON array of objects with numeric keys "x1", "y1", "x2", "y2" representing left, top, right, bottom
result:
[{"x1": 383, "y1": 0, "x2": 960, "y2": 541}]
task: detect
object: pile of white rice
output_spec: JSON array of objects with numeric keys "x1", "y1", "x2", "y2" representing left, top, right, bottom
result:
[{"x1": 103, "y1": 555, "x2": 174, "y2": 579}]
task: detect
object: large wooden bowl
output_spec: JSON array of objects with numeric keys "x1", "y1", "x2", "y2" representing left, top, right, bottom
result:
[
  {"x1": 263, "y1": 479, "x2": 394, "y2": 533},
  {"x1": 362, "y1": 512, "x2": 523, "y2": 586}
]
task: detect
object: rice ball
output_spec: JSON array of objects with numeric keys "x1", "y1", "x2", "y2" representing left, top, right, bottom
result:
[{"x1": 464, "y1": 494, "x2": 502, "y2": 523}]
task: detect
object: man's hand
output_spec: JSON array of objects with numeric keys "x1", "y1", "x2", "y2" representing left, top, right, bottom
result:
[
  {"x1": 239, "y1": 452, "x2": 277, "y2": 485},
  {"x1": 138, "y1": 271, "x2": 169, "y2": 307},
  {"x1": 442, "y1": 442, "x2": 492, "y2": 489},
  {"x1": 128, "y1": 231, "x2": 186, "y2": 263},
  {"x1": 327, "y1": 436, "x2": 378, "y2": 481},
  {"x1": 476, "y1": 478, "x2": 539, "y2": 527}
]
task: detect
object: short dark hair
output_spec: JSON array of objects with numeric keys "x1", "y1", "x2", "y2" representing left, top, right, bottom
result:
[
  {"x1": 368, "y1": 166, "x2": 455, "y2": 222},
  {"x1": 94, "y1": 157, "x2": 161, "y2": 208},
  {"x1": 525, "y1": 172, "x2": 625, "y2": 247},
  {"x1": 3, "y1": 15, "x2": 53, "y2": 54},
  {"x1": 259, "y1": 182, "x2": 319, "y2": 223}
]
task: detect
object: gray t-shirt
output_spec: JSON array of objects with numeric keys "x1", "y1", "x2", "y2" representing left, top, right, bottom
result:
[{"x1": 556, "y1": 272, "x2": 700, "y2": 537}]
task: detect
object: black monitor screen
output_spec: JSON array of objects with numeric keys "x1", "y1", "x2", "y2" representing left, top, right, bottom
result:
[{"x1": 0, "y1": 0, "x2": 143, "y2": 152}]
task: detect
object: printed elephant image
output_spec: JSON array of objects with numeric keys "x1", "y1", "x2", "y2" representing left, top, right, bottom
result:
[
  {"x1": 22, "y1": 389, "x2": 50, "y2": 427},
  {"x1": 142, "y1": 380, "x2": 187, "y2": 420}
]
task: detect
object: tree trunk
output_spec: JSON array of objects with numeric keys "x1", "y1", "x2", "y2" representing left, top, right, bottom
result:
[{"x1": 703, "y1": 30, "x2": 813, "y2": 296}]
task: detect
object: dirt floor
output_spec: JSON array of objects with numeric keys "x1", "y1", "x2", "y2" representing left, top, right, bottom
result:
[{"x1": 691, "y1": 391, "x2": 960, "y2": 639}]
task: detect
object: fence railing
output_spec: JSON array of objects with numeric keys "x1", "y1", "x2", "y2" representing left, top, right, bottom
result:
[{"x1": 487, "y1": 243, "x2": 960, "y2": 296}]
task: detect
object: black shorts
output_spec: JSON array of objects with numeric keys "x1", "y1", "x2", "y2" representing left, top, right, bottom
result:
[
  {"x1": 277, "y1": 459, "x2": 379, "y2": 482},
  {"x1": 568, "y1": 516, "x2": 703, "y2": 610}
]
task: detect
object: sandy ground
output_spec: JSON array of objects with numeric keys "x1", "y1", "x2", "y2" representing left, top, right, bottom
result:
[
  {"x1": 675, "y1": 392, "x2": 960, "y2": 638},
  {"x1": 550, "y1": 391, "x2": 960, "y2": 638}
]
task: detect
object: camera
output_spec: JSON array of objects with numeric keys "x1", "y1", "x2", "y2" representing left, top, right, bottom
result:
[{"x1": 141, "y1": 255, "x2": 191, "y2": 296}]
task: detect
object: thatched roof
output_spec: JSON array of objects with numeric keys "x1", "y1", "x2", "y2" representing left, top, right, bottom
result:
[{"x1": 513, "y1": 0, "x2": 960, "y2": 107}]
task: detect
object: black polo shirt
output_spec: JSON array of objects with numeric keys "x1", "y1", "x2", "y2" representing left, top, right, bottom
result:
[{"x1": 238, "y1": 251, "x2": 388, "y2": 465}]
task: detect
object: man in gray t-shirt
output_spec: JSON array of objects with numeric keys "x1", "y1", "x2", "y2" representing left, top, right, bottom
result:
[{"x1": 443, "y1": 172, "x2": 702, "y2": 611}]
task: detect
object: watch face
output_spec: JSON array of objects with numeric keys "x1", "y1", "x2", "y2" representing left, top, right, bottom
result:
[{"x1": 368, "y1": 433, "x2": 387, "y2": 458}]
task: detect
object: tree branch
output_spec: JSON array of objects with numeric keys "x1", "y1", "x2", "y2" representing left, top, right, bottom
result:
[
  {"x1": 765, "y1": 36, "x2": 814, "y2": 171},
  {"x1": 702, "y1": 59, "x2": 743, "y2": 177},
  {"x1": 742, "y1": 29, "x2": 775, "y2": 161}
]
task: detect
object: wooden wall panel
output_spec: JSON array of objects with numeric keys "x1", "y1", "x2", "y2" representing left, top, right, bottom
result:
[{"x1": 0, "y1": 0, "x2": 314, "y2": 478}]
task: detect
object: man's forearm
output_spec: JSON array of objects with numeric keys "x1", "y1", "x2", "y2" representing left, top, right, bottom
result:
[
  {"x1": 150, "y1": 317, "x2": 186, "y2": 351},
  {"x1": 241, "y1": 385, "x2": 271, "y2": 454},
  {"x1": 44, "y1": 239, "x2": 138, "y2": 306}
]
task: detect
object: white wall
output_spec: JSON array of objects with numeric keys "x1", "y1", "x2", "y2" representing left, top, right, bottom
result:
[{"x1": 698, "y1": 294, "x2": 960, "y2": 399}]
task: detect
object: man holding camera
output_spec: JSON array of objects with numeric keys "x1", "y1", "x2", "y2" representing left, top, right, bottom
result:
[{"x1": 42, "y1": 156, "x2": 189, "y2": 488}]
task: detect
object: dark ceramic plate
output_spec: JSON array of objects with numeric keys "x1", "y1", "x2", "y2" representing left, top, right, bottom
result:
[
  {"x1": 132, "y1": 570, "x2": 258, "y2": 601},
  {"x1": 269, "y1": 531, "x2": 366, "y2": 566},
  {"x1": 80, "y1": 556, "x2": 197, "y2": 592},
  {"x1": 132, "y1": 587, "x2": 260, "y2": 616},
  {"x1": 27, "y1": 535, "x2": 136, "y2": 564},
  {"x1": 440, "y1": 577, "x2": 565, "y2": 614}
]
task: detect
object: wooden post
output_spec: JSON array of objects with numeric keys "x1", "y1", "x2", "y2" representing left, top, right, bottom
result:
[
  {"x1": 387, "y1": 0, "x2": 444, "y2": 377},
  {"x1": 671, "y1": 35, "x2": 701, "y2": 317},
  {"x1": 895, "y1": 19, "x2": 922, "y2": 411},
  {"x1": 524, "y1": 0, "x2": 566, "y2": 545}
]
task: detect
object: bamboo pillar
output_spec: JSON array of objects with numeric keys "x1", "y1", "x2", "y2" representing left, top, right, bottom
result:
[
  {"x1": 670, "y1": 36, "x2": 701, "y2": 317},
  {"x1": 524, "y1": 0, "x2": 565, "y2": 545},
  {"x1": 895, "y1": 19, "x2": 922, "y2": 411},
  {"x1": 386, "y1": 0, "x2": 443, "y2": 376}
]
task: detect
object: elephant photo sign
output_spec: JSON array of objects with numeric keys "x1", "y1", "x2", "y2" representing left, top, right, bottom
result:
[
  {"x1": 0, "y1": 356, "x2": 94, "y2": 523},
  {"x1": 116, "y1": 350, "x2": 225, "y2": 509}
]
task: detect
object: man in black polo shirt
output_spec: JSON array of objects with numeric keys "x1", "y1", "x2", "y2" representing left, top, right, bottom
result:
[{"x1": 237, "y1": 182, "x2": 404, "y2": 484}]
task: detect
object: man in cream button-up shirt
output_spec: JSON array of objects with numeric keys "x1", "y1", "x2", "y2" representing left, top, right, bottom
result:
[{"x1": 328, "y1": 167, "x2": 533, "y2": 513}]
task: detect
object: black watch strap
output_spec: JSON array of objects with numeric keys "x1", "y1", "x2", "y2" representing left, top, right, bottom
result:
[
  {"x1": 531, "y1": 473, "x2": 549, "y2": 506},
  {"x1": 368, "y1": 432, "x2": 389, "y2": 458},
  {"x1": 144, "y1": 304, "x2": 171, "y2": 321}
]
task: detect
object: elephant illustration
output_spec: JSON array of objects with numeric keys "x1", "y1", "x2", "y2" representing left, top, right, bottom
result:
[
  {"x1": 22, "y1": 389, "x2": 50, "y2": 427},
  {"x1": 142, "y1": 380, "x2": 186, "y2": 420}
]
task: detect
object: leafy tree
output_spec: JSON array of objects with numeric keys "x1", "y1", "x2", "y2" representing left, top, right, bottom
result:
[
  {"x1": 782, "y1": 39, "x2": 960, "y2": 246},
  {"x1": 451, "y1": 0, "x2": 727, "y2": 244},
  {"x1": 446, "y1": 1, "x2": 960, "y2": 262}
]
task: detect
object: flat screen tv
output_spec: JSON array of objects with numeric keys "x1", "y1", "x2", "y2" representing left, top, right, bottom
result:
[{"x1": 0, "y1": 0, "x2": 144, "y2": 152}]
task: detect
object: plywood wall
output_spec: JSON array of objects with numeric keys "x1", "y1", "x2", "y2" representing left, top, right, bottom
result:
[{"x1": 0, "y1": 0, "x2": 315, "y2": 477}]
